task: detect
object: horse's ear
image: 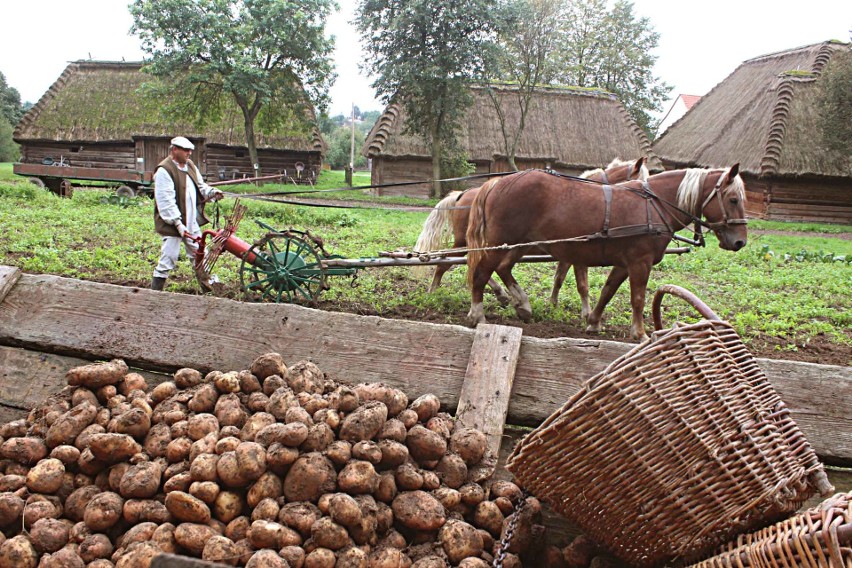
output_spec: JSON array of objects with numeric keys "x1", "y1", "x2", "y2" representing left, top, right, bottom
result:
[
  {"x1": 633, "y1": 157, "x2": 645, "y2": 174},
  {"x1": 725, "y1": 163, "x2": 740, "y2": 183}
]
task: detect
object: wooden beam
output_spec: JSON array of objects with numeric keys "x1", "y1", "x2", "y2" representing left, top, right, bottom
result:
[
  {"x1": 456, "y1": 324, "x2": 523, "y2": 481},
  {"x1": 0, "y1": 266, "x2": 20, "y2": 305},
  {"x1": 0, "y1": 271, "x2": 849, "y2": 464}
]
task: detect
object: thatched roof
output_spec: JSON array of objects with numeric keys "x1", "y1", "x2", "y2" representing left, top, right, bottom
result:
[
  {"x1": 654, "y1": 41, "x2": 850, "y2": 178},
  {"x1": 14, "y1": 61, "x2": 324, "y2": 153},
  {"x1": 363, "y1": 85, "x2": 661, "y2": 171}
]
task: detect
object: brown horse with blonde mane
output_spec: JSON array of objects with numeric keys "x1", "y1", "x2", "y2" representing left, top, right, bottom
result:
[
  {"x1": 414, "y1": 157, "x2": 649, "y2": 312},
  {"x1": 465, "y1": 166, "x2": 748, "y2": 340}
]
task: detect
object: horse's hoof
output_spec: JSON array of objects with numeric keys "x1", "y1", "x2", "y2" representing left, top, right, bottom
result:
[
  {"x1": 548, "y1": 297, "x2": 559, "y2": 307},
  {"x1": 496, "y1": 295, "x2": 511, "y2": 307},
  {"x1": 517, "y1": 308, "x2": 532, "y2": 322},
  {"x1": 586, "y1": 322, "x2": 601, "y2": 333}
]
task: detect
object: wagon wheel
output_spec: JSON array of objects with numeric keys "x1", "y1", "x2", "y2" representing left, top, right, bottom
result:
[
  {"x1": 29, "y1": 178, "x2": 46, "y2": 189},
  {"x1": 239, "y1": 231, "x2": 329, "y2": 305},
  {"x1": 116, "y1": 185, "x2": 135, "y2": 198}
]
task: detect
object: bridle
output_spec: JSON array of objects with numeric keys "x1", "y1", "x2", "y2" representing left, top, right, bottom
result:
[{"x1": 699, "y1": 173, "x2": 749, "y2": 230}]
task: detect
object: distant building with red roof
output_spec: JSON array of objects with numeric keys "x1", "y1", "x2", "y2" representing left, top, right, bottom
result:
[{"x1": 656, "y1": 94, "x2": 702, "y2": 136}]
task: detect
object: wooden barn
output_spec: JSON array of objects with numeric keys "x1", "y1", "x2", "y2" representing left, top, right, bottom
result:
[
  {"x1": 362, "y1": 85, "x2": 661, "y2": 198},
  {"x1": 14, "y1": 61, "x2": 325, "y2": 183},
  {"x1": 654, "y1": 41, "x2": 851, "y2": 224}
]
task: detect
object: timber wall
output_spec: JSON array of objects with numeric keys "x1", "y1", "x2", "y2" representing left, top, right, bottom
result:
[
  {"x1": 19, "y1": 142, "x2": 137, "y2": 171},
  {"x1": 0, "y1": 267, "x2": 849, "y2": 553},
  {"x1": 739, "y1": 174, "x2": 850, "y2": 224}
]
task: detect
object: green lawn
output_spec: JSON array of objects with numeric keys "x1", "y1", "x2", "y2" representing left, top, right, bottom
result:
[{"x1": 0, "y1": 167, "x2": 849, "y2": 360}]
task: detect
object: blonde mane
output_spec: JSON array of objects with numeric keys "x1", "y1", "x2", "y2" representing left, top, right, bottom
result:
[
  {"x1": 581, "y1": 157, "x2": 648, "y2": 180},
  {"x1": 676, "y1": 167, "x2": 745, "y2": 216}
]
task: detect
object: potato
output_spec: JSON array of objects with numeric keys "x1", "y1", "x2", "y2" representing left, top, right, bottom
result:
[
  {"x1": 240, "y1": 412, "x2": 276, "y2": 442},
  {"x1": 458, "y1": 558, "x2": 489, "y2": 568},
  {"x1": 250, "y1": 353, "x2": 288, "y2": 381},
  {"x1": 472, "y1": 501, "x2": 504, "y2": 537},
  {"x1": 213, "y1": 491, "x2": 244, "y2": 524},
  {"x1": 38, "y1": 547, "x2": 86, "y2": 568},
  {"x1": 279, "y1": 502, "x2": 322, "y2": 538},
  {"x1": 151, "y1": 522, "x2": 178, "y2": 554},
  {"x1": 215, "y1": 436, "x2": 241, "y2": 454},
  {"x1": 337, "y1": 546, "x2": 368, "y2": 568},
  {"x1": 26, "y1": 458, "x2": 65, "y2": 493},
  {"x1": 328, "y1": 493, "x2": 362, "y2": 528},
  {"x1": 304, "y1": 547, "x2": 336, "y2": 568},
  {"x1": 425, "y1": 414, "x2": 453, "y2": 439},
  {"x1": 489, "y1": 481, "x2": 522, "y2": 503},
  {"x1": 215, "y1": 394, "x2": 247, "y2": 428},
  {"x1": 287, "y1": 361, "x2": 325, "y2": 395},
  {"x1": 214, "y1": 372, "x2": 241, "y2": 394},
  {"x1": 449, "y1": 429, "x2": 487, "y2": 467},
  {"x1": 163, "y1": 471, "x2": 191, "y2": 494},
  {"x1": 377, "y1": 440, "x2": 409, "y2": 469},
  {"x1": 338, "y1": 460, "x2": 380, "y2": 494},
  {"x1": 246, "y1": 392, "x2": 270, "y2": 413},
  {"x1": 118, "y1": 461, "x2": 161, "y2": 499},
  {"x1": 410, "y1": 394, "x2": 441, "y2": 423},
  {"x1": 188, "y1": 481, "x2": 220, "y2": 504},
  {"x1": 354, "y1": 384, "x2": 409, "y2": 417},
  {"x1": 165, "y1": 437, "x2": 192, "y2": 464},
  {"x1": 439, "y1": 520, "x2": 483, "y2": 564},
  {"x1": 433, "y1": 488, "x2": 461, "y2": 511},
  {"x1": 325, "y1": 441, "x2": 352, "y2": 467},
  {"x1": 187, "y1": 383, "x2": 218, "y2": 414},
  {"x1": 339, "y1": 402, "x2": 388, "y2": 443},
  {"x1": 375, "y1": 472, "x2": 398, "y2": 504},
  {"x1": 250, "y1": 497, "x2": 279, "y2": 522},
  {"x1": 0, "y1": 421, "x2": 25, "y2": 440},
  {"x1": 79, "y1": 533, "x2": 114, "y2": 562},
  {"x1": 174, "y1": 368, "x2": 204, "y2": 389},
  {"x1": 0, "y1": 476, "x2": 24, "y2": 492},
  {"x1": 165, "y1": 491, "x2": 211, "y2": 523},
  {"x1": 23, "y1": 497, "x2": 61, "y2": 528},
  {"x1": 115, "y1": 541, "x2": 161, "y2": 568},
  {"x1": 266, "y1": 387, "x2": 297, "y2": 420},
  {"x1": 190, "y1": 452, "x2": 219, "y2": 483},
  {"x1": 122, "y1": 499, "x2": 170, "y2": 524},
  {"x1": 87, "y1": 434, "x2": 141, "y2": 463},
  {"x1": 283, "y1": 452, "x2": 337, "y2": 503},
  {"x1": 0, "y1": 534, "x2": 38, "y2": 568},
  {"x1": 29, "y1": 517, "x2": 69, "y2": 553},
  {"x1": 247, "y1": 472, "x2": 282, "y2": 508},
  {"x1": 395, "y1": 463, "x2": 424, "y2": 491},
  {"x1": 310, "y1": 517, "x2": 350, "y2": 551},
  {"x1": 49, "y1": 445, "x2": 82, "y2": 465},
  {"x1": 118, "y1": 522, "x2": 157, "y2": 549},
  {"x1": 83, "y1": 492, "x2": 123, "y2": 531},
  {"x1": 45, "y1": 404, "x2": 98, "y2": 449},
  {"x1": 150, "y1": 381, "x2": 177, "y2": 404},
  {"x1": 369, "y1": 547, "x2": 413, "y2": 568},
  {"x1": 235, "y1": 442, "x2": 266, "y2": 481},
  {"x1": 280, "y1": 545, "x2": 306, "y2": 568},
  {"x1": 301, "y1": 423, "x2": 335, "y2": 452},
  {"x1": 187, "y1": 414, "x2": 219, "y2": 441},
  {"x1": 66, "y1": 360, "x2": 128, "y2": 389},
  {"x1": 257, "y1": 422, "x2": 309, "y2": 448},
  {"x1": 351, "y1": 441, "x2": 382, "y2": 465},
  {"x1": 1, "y1": 437, "x2": 48, "y2": 465},
  {"x1": 406, "y1": 426, "x2": 447, "y2": 463},
  {"x1": 174, "y1": 523, "x2": 218, "y2": 555},
  {"x1": 202, "y1": 535, "x2": 238, "y2": 566},
  {"x1": 392, "y1": 491, "x2": 447, "y2": 531},
  {"x1": 246, "y1": 549, "x2": 288, "y2": 568},
  {"x1": 435, "y1": 454, "x2": 467, "y2": 489}
]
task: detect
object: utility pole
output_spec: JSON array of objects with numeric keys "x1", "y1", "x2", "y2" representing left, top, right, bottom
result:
[{"x1": 347, "y1": 102, "x2": 356, "y2": 186}]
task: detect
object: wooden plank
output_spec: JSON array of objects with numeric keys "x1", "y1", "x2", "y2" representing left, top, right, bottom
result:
[
  {"x1": 0, "y1": 266, "x2": 20, "y2": 304},
  {"x1": 0, "y1": 271, "x2": 849, "y2": 464},
  {"x1": 456, "y1": 324, "x2": 523, "y2": 481},
  {"x1": 152, "y1": 554, "x2": 227, "y2": 568}
]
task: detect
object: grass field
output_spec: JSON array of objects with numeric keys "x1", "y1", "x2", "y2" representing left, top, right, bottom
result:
[{"x1": 1, "y1": 165, "x2": 849, "y2": 363}]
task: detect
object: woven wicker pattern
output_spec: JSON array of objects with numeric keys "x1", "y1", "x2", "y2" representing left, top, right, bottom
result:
[
  {"x1": 507, "y1": 319, "x2": 831, "y2": 568},
  {"x1": 688, "y1": 491, "x2": 851, "y2": 567}
]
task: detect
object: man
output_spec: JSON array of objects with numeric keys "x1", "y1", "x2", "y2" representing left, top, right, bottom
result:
[{"x1": 151, "y1": 136, "x2": 224, "y2": 290}]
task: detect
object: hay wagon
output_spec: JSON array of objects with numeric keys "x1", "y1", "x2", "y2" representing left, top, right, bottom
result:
[
  {"x1": 12, "y1": 161, "x2": 154, "y2": 198},
  {"x1": 0, "y1": 266, "x2": 849, "y2": 566}
]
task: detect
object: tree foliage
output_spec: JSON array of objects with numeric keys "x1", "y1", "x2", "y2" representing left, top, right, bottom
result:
[
  {"x1": 817, "y1": 45, "x2": 852, "y2": 156},
  {"x1": 0, "y1": 71, "x2": 22, "y2": 161},
  {"x1": 557, "y1": 0, "x2": 670, "y2": 136},
  {"x1": 356, "y1": 0, "x2": 499, "y2": 197},
  {"x1": 129, "y1": 0, "x2": 336, "y2": 171},
  {"x1": 486, "y1": 0, "x2": 566, "y2": 171}
]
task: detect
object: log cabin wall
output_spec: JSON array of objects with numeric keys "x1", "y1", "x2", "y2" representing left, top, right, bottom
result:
[
  {"x1": 19, "y1": 142, "x2": 136, "y2": 171},
  {"x1": 206, "y1": 146, "x2": 322, "y2": 183},
  {"x1": 742, "y1": 173, "x2": 851, "y2": 224}
]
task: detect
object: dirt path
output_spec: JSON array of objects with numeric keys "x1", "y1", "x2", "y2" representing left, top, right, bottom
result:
[{"x1": 750, "y1": 229, "x2": 851, "y2": 241}]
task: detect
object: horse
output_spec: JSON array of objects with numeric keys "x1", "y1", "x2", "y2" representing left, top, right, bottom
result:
[
  {"x1": 413, "y1": 157, "x2": 649, "y2": 312},
  {"x1": 465, "y1": 165, "x2": 748, "y2": 340}
]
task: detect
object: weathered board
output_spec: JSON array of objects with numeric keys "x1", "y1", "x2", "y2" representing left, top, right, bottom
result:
[
  {"x1": 0, "y1": 266, "x2": 20, "y2": 304},
  {"x1": 457, "y1": 324, "x2": 523, "y2": 481},
  {"x1": 0, "y1": 271, "x2": 849, "y2": 464}
]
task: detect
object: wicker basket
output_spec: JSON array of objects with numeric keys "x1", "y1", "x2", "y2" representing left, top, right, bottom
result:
[
  {"x1": 687, "y1": 491, "x2": 851, "y2": 567},
  {"x1": 506, "y1": 285, "x2": 833, "y2": 568}
]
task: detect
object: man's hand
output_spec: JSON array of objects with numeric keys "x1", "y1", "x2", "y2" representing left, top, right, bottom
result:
[{"x1": 210, "y1": 189, "x2": 225, "y2": 202}]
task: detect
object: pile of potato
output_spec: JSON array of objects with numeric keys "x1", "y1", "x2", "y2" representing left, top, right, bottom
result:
[{"x1": 0, "y1": 353, "x2": 575, "y2": 568}]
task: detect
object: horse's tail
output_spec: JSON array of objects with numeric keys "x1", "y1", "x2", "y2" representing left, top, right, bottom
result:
[
  {"x1": 412, "y1": 191, "x2": 460, "y2": 278},
  {"x1": 466, "y1": 179, "x2": 498, "y2": 287}
]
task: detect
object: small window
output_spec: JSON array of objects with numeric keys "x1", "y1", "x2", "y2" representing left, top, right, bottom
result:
[
  {"x1": 70, "y1": 147, "x2": 81, "y2": 153},
  {"x1": 235, "y1": 150, "x2": 245, "y2": 158}
]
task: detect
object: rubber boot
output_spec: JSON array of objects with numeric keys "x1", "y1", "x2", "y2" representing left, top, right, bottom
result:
[{"x1": 151, "y1": 277, "x2": 167, "y2": 291}]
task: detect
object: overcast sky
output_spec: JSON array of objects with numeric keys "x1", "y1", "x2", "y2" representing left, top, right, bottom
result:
[{"x1": 1, "y1": 0, "x2": 849, "y2": 119}]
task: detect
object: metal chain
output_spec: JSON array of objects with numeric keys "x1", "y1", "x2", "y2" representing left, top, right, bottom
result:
[{"x1": 493, "y1": 491, "x2": 531, "y2": 568}]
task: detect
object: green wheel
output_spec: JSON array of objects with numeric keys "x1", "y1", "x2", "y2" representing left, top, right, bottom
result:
[{"x1": 239, "y1": 231, "x2": 328, "y2": 304}]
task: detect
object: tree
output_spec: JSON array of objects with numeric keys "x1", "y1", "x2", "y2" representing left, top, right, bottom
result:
[
  {"x1": 325, "y1": 125, "x2": 368, "y2": 169},
  {"x1": 0, "y1": 120, "x2": 18, "y2": 162},
  {"x1": 486, "y1": 0, "x2": 566, "y2": 171},
  {"x1": 817, "y1": 44, "x2": 852, "y2": 156},
  {"x1": 130, "y1": 0, "x2": 336, "y2": 172},
  {"x1": 557, "y1": 0, "x2": 670, "y2": 136},
  {"x1": 356, "y1": 0, "x2": 500, "y2": 197},
  {"x1": 0, "y1": 71, "x2": 22, "y2": 162}
]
